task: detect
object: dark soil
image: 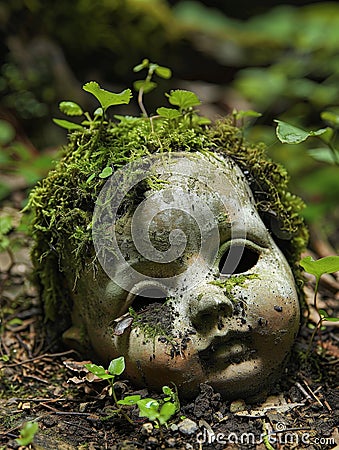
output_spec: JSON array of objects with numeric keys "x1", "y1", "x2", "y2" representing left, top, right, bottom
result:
[{"x1": 0, "y1": 206, "x2": 338, "y2": 450}]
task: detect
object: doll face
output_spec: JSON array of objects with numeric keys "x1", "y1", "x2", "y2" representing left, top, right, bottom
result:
[{"x1": 64, "y1": 152, "x2": 300, "y2": 399}]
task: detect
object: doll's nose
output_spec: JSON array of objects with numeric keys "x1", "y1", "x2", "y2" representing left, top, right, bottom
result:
[{"x1": 189, "y1": 290, "x2": 234, "y2": 334}]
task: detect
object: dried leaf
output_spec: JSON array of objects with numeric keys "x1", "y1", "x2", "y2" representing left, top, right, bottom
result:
[
  {"x1": 63, "y1": 360, "x2": 92, "y2": 372},
  {"x1": 112, "y1": 313, "x2": 133, "y2": 336}
]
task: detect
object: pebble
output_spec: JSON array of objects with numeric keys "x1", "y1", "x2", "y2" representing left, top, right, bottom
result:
[
  {"x1": 166, "y1": 437, "x2": 177, "y2": 447},
  {"x1": 141, "y1": 422, "x2": 153, "y2": 435},
  {"x1": 178, "y1": 418, "x2": 198, "y2": 435},
  {"x1": 42, "y1": 416, "x2": 57, "y2": 428},
  {"x1": 79, "y1": 402, "x2": 88, "y2": 412},
  {"x1": 230, "y1": 399, "x2": 246, "y2": 413}
]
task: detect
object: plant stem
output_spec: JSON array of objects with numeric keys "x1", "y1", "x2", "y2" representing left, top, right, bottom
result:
[
  {"x1": 138, "y1": 87, "x2": 148, "y2": 118},
  {"x1": 306, "y1": 278, "x2": 322, "y2": 357},
  {"x1": 306, "y1": 316, "x2": 323, "y2": 357},
  {"x1": 110, "y1": 380, "x2": 134, "y2": 425}
]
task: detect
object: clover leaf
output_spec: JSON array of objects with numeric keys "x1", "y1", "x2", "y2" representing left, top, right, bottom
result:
[
  {"x1": 167, "y1": 90, "x2": 201, "y2": 109},
  {"x1": 59, "y1": 101, "x2": 83, "y2": 116},
  {"x1": 156, "y1": 107, "x2": 181, "y2": 119},
  {"x1": 83, "y1": 81, "x2": 132, "y2": 112}
]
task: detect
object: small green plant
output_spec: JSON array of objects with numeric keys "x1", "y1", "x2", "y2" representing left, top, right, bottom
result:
[
  {"x1": 299, "y1": 255, "x2": 339, "y2": 353},
  {"x1": 15, "y1": 421, "x2": 39, "y2": 446},
  {"x1": 159, "y1": 89, "x2": 210, "y2": 127},
  {"x1": 53, "y1": 83, "x2": 132, "y2": 130},
  {"x1": 133, "y1": 58, "x2": 172, "y2": 117},
  {"x1": 53, "y1": 59, "x2": 209, "y2": 139},
  {"x1": 84, "y1": 357, "x2": 180, "y2": 430},
  {"x1": 0, "y1": 215, "x2": 14, "y2": 264},
  {"x1": 275, "y1": 116, "x2": 339, "y2": 166},
  {"x1": 232, "y1": 108, "x2": 262, "y2": 128},
  {"x1": 0, "y1": 212, "x2": 30, "y2": 270},
  {"x1": 84, "y1": 356, "x2": 133, "y2": 423},
  {"x1": 118, "y1": 385, "x2": 179, "y2": 437}
]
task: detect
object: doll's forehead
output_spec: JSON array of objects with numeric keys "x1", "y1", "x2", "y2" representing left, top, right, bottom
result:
[
  {"x1": 92, "y1": 151, "x2": 273, "y2": 295},
  {"x1": 138, "y1": 154, "x2": 269, "y2": 240},
  {"x1": 142, "y1": 153, "x2": 255, "y2": 211}
]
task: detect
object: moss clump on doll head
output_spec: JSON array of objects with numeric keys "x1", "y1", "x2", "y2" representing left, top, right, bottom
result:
[{"x1": 28, "y1": 97, "x2": 308, "y2": 330}]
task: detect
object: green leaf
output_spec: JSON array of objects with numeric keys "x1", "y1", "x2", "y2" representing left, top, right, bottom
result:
[
  {"x1": 0, "y1": 119, "x2": 15, "y2": 145},
  {"x1": 275, "y1": 120, "x2": 328, "y2": 144},
  {"x1": 59, "y1": 101, "x2": 83, "y2": 116},
  {"x1": 274, "y1": 120, "x2": 310, "y2": 144},
  {"x1": 318, "y1": 309, "x2": 339, "y2": 322},
  {"x1": 308, "y1": 148, "x2": 338, "y2": 165},
  {"x1": 0, "y1": 216, "x2": 13, "y2": 235},
  {"x1": 195, "y1": 116, "x2": 211, "y2": 125},
  {"x1": 108, "y1": 356, "x2": 125, "y2": 376},
  {"x1": 319, "y1": 309, "x2": 329, "y2": 318},
  {"x1": 53, "y1": 118, "x2": 84, "y2": 131},
  {"x1": 117, "y1": 395, "x2": 141, "y2": 405},
  {"x1": 133, "y1": 80, "x2": 157, "y2": 94},
  {"x1": 309, "y1": 128, "x2": 328, "y2": 137},
  {"x1": 323, "y1": 317, "x2": 339, "y2": 322},
  {"x1": 83, "y1": 81, "x2": 132, "y2": 111},
  {"x1": 156, "y1": 107, "x2": 181, "y2": 119},
  {"x1": 300, "y1": 255, "x2": 339, "y2": 279},
  {"x1": 133, "y1": 59, "x2": 149, "y2": 72},
  {"x1": 167, "y1": 90, "x2": 201, "y2": 109},
  {"x1": 234, "y1": 109, "x2": 262, "y2": 120},
  {"x1": 158, "y1": 402, "x2": 176, "y2": 425},
  {"x1": 8, "y1": 318, "x2": 23, "y2": 326},
  {"x1": 16, "y1": 421, "x2": 39, "y2": 446},
  {"x1": 86, "y1": 173, "x2": 96, "y2": 183},
  {"x1": 0, "y1": 235, "x2": 10, "y2": 251},
  {"x1": 84, "y1": 363, "x2": 114, "y2": 379},
  {"x1": 155, "y1": 66, "x2": 172, "y2": 79},
  {"x1": 316, "y1": 127, "x2": 334, "y2": 145},
  {"x1": 94, "y1": 107, "x2": 103, "y2": 117},
  {"x1": 162, "y1": 386, "x2": 172, "y2": 396},
  {"x1": 99, "y1": 167, "x2": 113, "y2": 178},
  {"x1": 321, "y1": 111, "x2": 339, "y2": 128},
  {"x1": 137, "y1": 398, "x2": 160, "y2": 421}
]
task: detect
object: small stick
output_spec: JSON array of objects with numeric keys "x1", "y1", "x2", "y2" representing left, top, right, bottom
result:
[
  {"x1": 63, "y1": 421, "x2": 93, "y2": 432},
  {"x1": 2, "y1": 349, "x2": 76, "y2": 368},
  {"x1": 324, "y1": 400, "x2": 332, "y2": 411},
  {"x1": 295, "y1": 382, "x2": 312, "y2": 401},
  {"x1": 303, "y1": 380, "x2": 323, "y2": 407}
]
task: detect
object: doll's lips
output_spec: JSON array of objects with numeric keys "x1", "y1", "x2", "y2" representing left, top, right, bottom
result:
[{"x1": 199, "y1": 333, "x2": 253, "y2": 366}]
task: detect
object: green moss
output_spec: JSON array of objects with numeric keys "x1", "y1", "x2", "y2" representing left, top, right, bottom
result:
[
  {"x1": 28, "y1": 114, "x2": 308, "y2": 325},
  {"x1": 129, "y1": 306, "x2": 175, "y2": 353},
  {"x1": 209, "y1": 273, "x2": 260, "y2": 301}
]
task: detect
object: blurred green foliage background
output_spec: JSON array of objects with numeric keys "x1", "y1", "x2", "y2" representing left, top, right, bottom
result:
[{"x1": 0, "y1": 0, "x2": 338, "y2": 248}]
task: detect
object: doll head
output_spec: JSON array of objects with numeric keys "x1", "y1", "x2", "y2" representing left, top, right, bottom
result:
[{"x1": 30, "y1": 119, "x2": 308, "y2": 399}]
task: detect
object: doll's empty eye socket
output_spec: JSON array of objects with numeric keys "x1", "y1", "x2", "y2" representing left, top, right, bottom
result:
[
  {"x1": 219, "y1": 244, "x2": 259, "y2": 275},
  {"x1": 132, "y1": 287, "x2": 168, "y2": 312}
]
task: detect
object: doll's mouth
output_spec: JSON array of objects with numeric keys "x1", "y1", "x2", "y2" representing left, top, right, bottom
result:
[{"x1": 199, "y1": 333, "x2": 253, "y2": 367}]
